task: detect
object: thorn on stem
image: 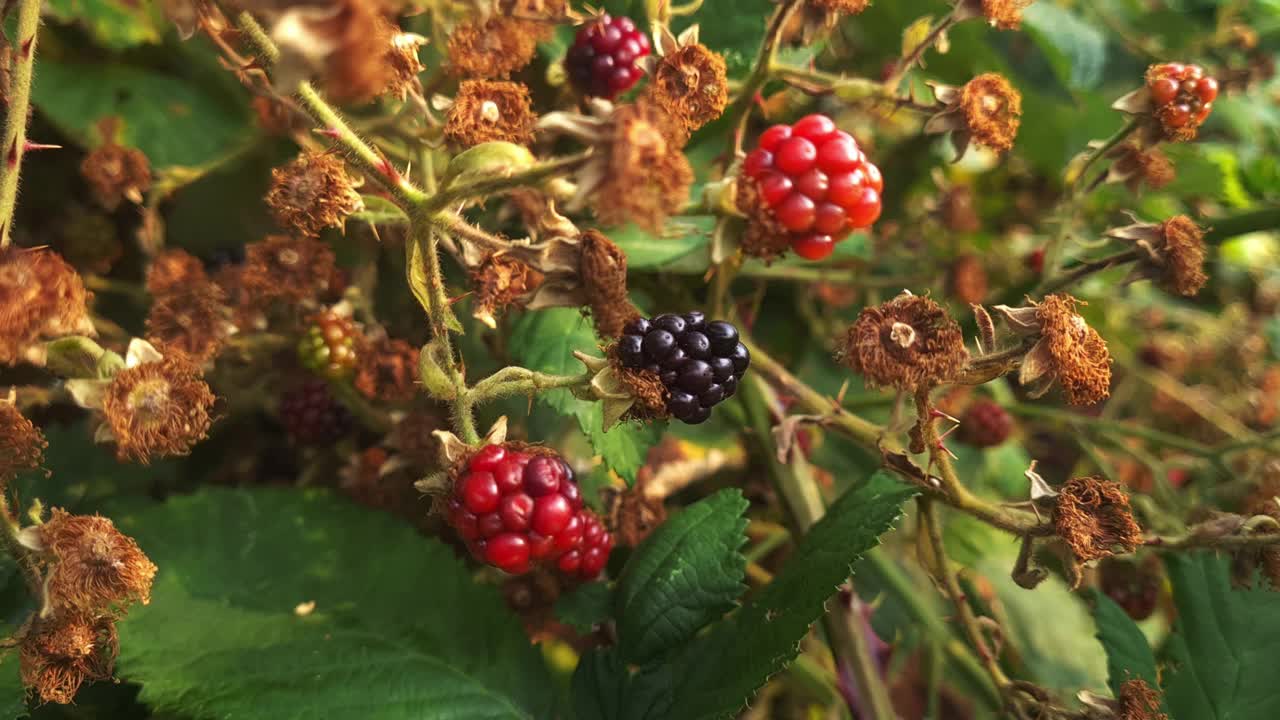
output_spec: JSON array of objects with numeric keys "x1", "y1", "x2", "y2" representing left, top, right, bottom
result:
[
  {"x1": 314, "y1": 127, "x2": 342, "y2": 139},
  {"x1": 6, "y1": 139, "x2": 19, "y2": 167},
  {"x1": 20, "y1": 36, "x2": 34, "y2": 59},
  {"x1": 23, "y1": 141, "x2": 61, "y2": 152}
]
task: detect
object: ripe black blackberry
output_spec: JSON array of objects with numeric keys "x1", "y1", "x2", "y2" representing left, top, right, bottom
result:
[
  {"x1": 616, "y1": 312, "x2": 750, "y2": 425},
  {"x1": 280, "y1": 379, "x2": 353, "y2": 445},
  {"x1": 565, "y1": 14, "x2": 651, "y2": 100}
]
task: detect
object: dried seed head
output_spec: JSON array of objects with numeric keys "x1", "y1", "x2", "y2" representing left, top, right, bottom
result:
[
  {"x1": 608, "y1": 483, "x2": 668, "y2": 547},
  {"x1": 445, "y1": 80, "x2": 537, "y2": 147},
  {"x1": 241, "y1": 235, "x2": 337, "y2": 307},
  {"x1": 978, "y1": 0, "x2": 1035, "y2": 30},
  {"x1": 38, "y1": 508, "x2": 158, "y2": 614},
  {"x1": 0, "y1": 246, "x2": 93, "y2": 365},
  {"x1": 80, "y1": 141, "x2": 152, "y2": 211},
  {"x1": 613, "y1": 363, "x2": 670, "y2": 420},
  {"x1": 736, "y1": 175, "x2": 792, "y2": 261},
  {"x1": 146, "y1": 249, "x2": 209, "y2": 297},
  {"x1": 1110, "y1": 143, "x2": 1175, "y2": 193},
  {"x1": 1158, "y1": 216, "x2": 1208, "y2": 297},
  {"x1": 265, "y1": 152, "x2": 363, "y2": 237},
  {"x1": 471, "y1": 253, "x2": 544, "y2": 327},
  {"x1": 1022, "y1": 294, "x2": 1113, "y2": 406},
  {"x1": 447, "y1": 16, "x2": 545, "y2": 79},
  {"x1": 960, "y1": 74, "x2": 1022, "y2": 153},
  {"x1": 580, "y1": 230, "x2": 640, "y2": 338},
  {"x1": 101, "y1": 350, "x2": 216, "y2": 463},
  {"x1": 19, "y1": 614, "x2": 118, "y2": 705},
  {"x1": 597, "y1": 102, "x2": 694, "y2": 232},
  {"x1": 0, "y1": 400, "x2": 46, "y2": 486},
  {"x1": 1053, "y1": 476, "x2": 1143, "y2": 564},
  {"x1": 355, "y1": 336, "x2": 420, "y2": 403},
  {"x1": 1117, "y1": 678, "x2": 1168, "y2": 720},
  {"x1": 646, "y1": 43, "x2": 729, "y2": 135},
  {"x1": 809, "y1": 0, "x2": 871, "y2": 13},
  {"x1": 949, "y1": 255, "x2": 988, "y2": 305},
  {"x1": 839, "y1": 293, "x2": 969, "y2": 390},
  {"x1": 144, "y1": 285, "x2": 233, "y2": 364}
]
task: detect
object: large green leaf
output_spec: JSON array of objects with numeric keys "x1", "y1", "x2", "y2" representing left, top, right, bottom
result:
[
  {"x1": 1020, "y1": 3, "x2": 1108, "y2": 91},
  {"x1": 44, "y1": 0, "x2": 163, "y2": 48},
  {"x1": 32, "y1": 60, "x2": 254, "y2": 171},
  {"x1": 1090, "y1": 592, "x2": 1164, "y2": 703},
  {"x1": 588, "y1": 420, "x2": 662, "y2": 486},
  {"x1": 666, "y1": 471, "x2": 916, "y2": 720},
  {"x1": 113, "y1": 488, "x2": 555, "y2": 719},
  {"x1": 572, "y1": 648, "x2": 672, "y2": 720},
  {"x1": 556, "y1": 582, "x2": 614, "y2": 634},
  {"x1": 0, "y1": 621, "x2": 29, "y2": 718},
  {"x1": 615, "y1": 490, "x2": 749, "y2": 665},
  {"x1": 1160, "y1": 554, "x2": 1280, "y2": 720}
]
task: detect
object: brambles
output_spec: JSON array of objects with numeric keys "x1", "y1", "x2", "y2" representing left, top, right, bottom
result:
[
  {"x1": 264, "y1": 152, "x2": 363, "y2": 237},
  {"x1": 566, "y1": 14, "x2": 651, "y2": 100},
  {"x1": 444, "y1": 80, "x2": 537, "y2": 147},
  {"x1": 1053, "y1": 476, "x2": 1143, "y2": 567},
  {"x1": 957, "y1": 398, "x2": 1012, "y2": 447},
  {"x1": 279, "y1": 378, "x2": 353, "y2": 445},
  {"x1": 614, "y1": 313, "x2": 750, "y2": 425},
  {"x1": 838, "y1": 293, "x2": 968, "y2": 390},
  {"x1": 1146, "y1": 63, "x2": 1217, "y2": 140},
  {"x1": 740, "y1": 114, "x2": 883, "y2": 260},
  {"x1": 446, "y1": 445, "x2": 613, "y2": 578}
]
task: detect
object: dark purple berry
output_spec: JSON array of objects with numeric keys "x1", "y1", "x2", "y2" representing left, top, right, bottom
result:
[
  {"x1": 699, "y1": 384, "x2": 725, "y2": 406},
  {"x1": 686, "y1": 406, "x2": 712, "y2": 424},
  {"x1": 682, "y1": 311, "x2": 705, "y2": 330},
  {"x1": 705, "y1": 321, "x2": 739, "y2": 354},
  {"x1": 660, "y1": 347, "x2": 688, "y2": 370},
  {"x1": 617, "y1": 334, "x2": 644, "y2": 367},
  {"x1": 566, "y1": 14, "x2": 651, "y2": 100},
  {"x1": 642, "y1": 330, "x2": 676, "y2": 360},
  {"x1": 652, "y1": 313, "x2": 686, "y2": 335},
  {"x1": 668, "y1": 391, "x2": 699, "y2": 418},
  {"x1": 679, "y1": 360, "x2": 714, "y2": 393},
  {"x1": 280, "y1": 379, "x2": 352, "y2": 445},
  {"x1": 709, "y1": 357, "x2": 735, "y2": 382},
  {"x1": 680, "y1": 331, "x2": 711, "y2": 359},
  {"x1": 660, "y1": 370, "x2": 679, "y2": 387},
  {"x1": 721, "y1": 375, "x2": 738, "y2": 397},
  {"x1": 524, "y1": 457, "x2": 563, "y2": 497},
  {"x1": 729, "y1": 343, "x2": 750, "y2": 373},
  {"x1": 623, "y1": 317, "x2": 651, "y2": 336}
]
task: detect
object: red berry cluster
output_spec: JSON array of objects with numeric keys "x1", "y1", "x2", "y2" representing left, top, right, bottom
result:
[
  {"x1": 446, "y1": 445, "x2": 613, "y2": 579},
  {"x1": 742, "y1": 114, "x2": 883, "y2": 261},
  {"x1": 565, "y1": 14, "x2": 651, "y2": 100},
  {"x1": 1099, "y1": 558, "x2": 1160, "y2": 621},
  {"x1": 957, "y1": 399, "x2": 1013, "y2": 448},
  {"x1": 1146, "y1": 63, "x2": 1217, "y2": 132}
]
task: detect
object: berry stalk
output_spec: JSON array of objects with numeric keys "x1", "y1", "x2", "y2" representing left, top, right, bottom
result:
[{"x1": 0, "y1": 0, "x2": 45, "y2": 248}]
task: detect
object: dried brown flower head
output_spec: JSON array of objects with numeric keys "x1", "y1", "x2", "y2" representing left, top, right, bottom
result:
[
  {"x1": 1109, "y1": 143, "x2": 1175, "y2": 193},
  {"x1": 80, "y1": 140, "x2": 152, "y2": 211},
  {"x1": 838, "y1": 293, "x2": 969, "y2": 390},
  {"x1": 355, "y1": 336, "x2": 420, "y2": 403},
  {"x1": 1117, "y1": 678, "x2": 1168, "y2": 720},
  {"x1": 146, "y1": 249, "x2": 209, "y2": 297},
  {"x1": 1234, "y1": 470, "x2": 1280, "y2": 589},
  {"x1": 580, "y1": 230, "x2": 640, "y2": 338},
  {"x1": 101, "y1": 348, "x2": 216, "y2": 463},
  {"x1": 646, "y1": 42, "x2": 729, "y2": 136},
  {"x1": 38, "y1": 508, "x2": 158, "y2": 613},
  {"x1": 949, "y1": 255, "x2": 988, "y2": 305},
  {"x1": 926, "y1": 74, "x2": 1022, "y2": 158},
  {"x1": 0, "y1": 400, "x2": 46, "y2": 485},
  {"x1": 1104, "y1": 215, "x2": 1208, "y2": 297},
  {"x1": 597, "y1": 102, "x2": 693, "y2": 231},
  {"x1": 977, "y1": 0, "x2": 1035, "y2": 30},
  {"x1": 613, "y1": 363, "x2": 670, "y2": 420},
  {"x1": 998, "y1": 295, "x2": 1112, "y2": 405},
  {"x1": 0, "y1": 246, "x2": 94, "y2": 365},
  {"x1": 1053, "y1": 476, "x2": 1142, "y2": 563},
  {"x1": 145, "y1": 286, "x2": 234, "y2": 364},
  {"x1": 19, "y1": 614, "x2": 118, "y2": 705},
  {"x1": 445, "y1": 80, "x2": 537, "y2": 147},
  {"x1": 447, "y1": 16, "x2": 545, "y2": 79},
  {"x1": 241, "y1": 235, "x2": 337, "y2": 307},
  {"x1": 265, "y1": 152, "x2": 363, "y2": 237},
  {"x1": 472, "y1": 253, "x2": 544, "y2": 328}
]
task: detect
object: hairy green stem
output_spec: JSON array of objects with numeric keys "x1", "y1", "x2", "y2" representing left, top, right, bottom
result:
[
  {"x1": 468, "y1": 367, "x2": 592, "y2": 405},
  {"x1": 236, "y1": 11, "x2": 280, "y2": 66},
  {"x1": 0, "y1": 0, "x2": 43, "y2": 247},
  {"x1": 424, "y1": 151, "x2": 592, "y2": 213},
  {"x1": 1034, "y1": 248, "x2": 1141, "y2": 295}
]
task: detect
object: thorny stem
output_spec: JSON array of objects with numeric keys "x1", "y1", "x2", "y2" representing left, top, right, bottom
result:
[
  {"x1": 1066, "y1": 118, "x2": 1141, "y2": 197},
  {"x1": 424, "y1": 151, "x2": 593, "y2": 213},
  {"x1": 1034, "y1": 248, "x2": 1141, "y2": 295},
  {"x1": 235, "y1": 10, "x2": 280, "y2": 66},
  {"x1": 467, "y1": 367, "x2": 592, "y2": 405},
  {"x1": 0, "y1": 0, "x2": 43, "y2": 248},
  {"x1": 725, "y1": 0, "x2": 804, "y2": 157},
  {"x1": 883, "y1": 13, "x2": 960, "y2": 92}
]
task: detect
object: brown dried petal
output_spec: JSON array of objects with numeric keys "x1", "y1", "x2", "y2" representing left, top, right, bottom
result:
[
  {"x1": 958, "y1": 73, "x2": 1021, "y2": 153},
  {"x1": 645, "y1": 43, "x2": 729, "y2": 135},
  {"x1": 0, "y1": 247, "x2": 94, "y2": 365},
  {"x1": 580, "y1": 230, "x2": 640, "y2": 338},
  {"x1": 80, "y1": 142, "x2": 152, "y2": 211},
  {"x1": 1053, "y1": 476, "x2": 1142, "y2": 564},
  {"x1": 265, "y1": 151, "x2": 363, "y2": 237},
  {"x1": 596, "y1": 102, "x2": 693, "y2": 232},
  {"x1": 448, "y1": 16, "x2": 545, "y2": 79},
  {"x1": 39, "y1": 508, "x2": 158, "y2": 613},
  {"x1": 1037, "y1": 294, "x2": 1112, "y2": 406},
  {"x1": 1158, "y1": 215, "x2": 1208, "y2": 297},
  {"x1": 355, "y1": 336, "x2": 420, "y2": 403},
  {"x1": 146, "y1": 249, "x2": 209, "y2": 297},
  {"x1": 979, "y1": 0, "x2": 1034, "y2": 30},
  {"x1": 1117, "y1": 678, "x2": 1168, "y2": 720},
  {"x1": 445, "y1": 80, "x2": 537, "y2": 147},
  {"x1": 145, "y1": 286, "x2": 233, "y2": 364},
  {"x1": 19, "y1": 614, "x2": 118, "y2": 705},
  {"x1": 838, "y1": 294, "x2": 969, "y2": 390},
  {"x1": 101, "y1": 350, "x2": 216, "y2": 463},
  {"x1": 0, "y1": 401, "x2": 46, "y2": 485},
  {"x1": 471, "y1": 253, "x2": 544, "y2": 327},
  {"x1": 240, "y1": 235, "x2": 337, "y2": 307}
]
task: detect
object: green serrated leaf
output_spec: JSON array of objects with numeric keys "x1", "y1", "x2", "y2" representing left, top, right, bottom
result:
[
  {"x1": 508, "y1": 308, "x2": 599, "y2": 429},
  {"x1": 616, "y1": 490, "x2": 749, "y2": 665},
  {"x1": 32, "y1": 60, "x2": 254, "y2": 171},
  {"x1": 1020, "y1": 3, "x2": 1107, "y2": 91},
  {"x1": 589, "y1": 420, "x2": 661, "y2": 486},
  {"x1": 0, "y1": 648, "x2": 27, "y2": 720},
  {"x1": 1160, "y1": 554, "x2": 1280, "y2": 720},
  {"x1": 1090, "y1": 591, "x2": 1164, "y2": 705},
  {"x1": 608, "y1": 219, "x2": 713, "y2": 269},
  {"x1": 572, "y1": 647, "x2": 672, "y2": 720},
  {"x1": 665, "y1": 472, "x2": 916, "y2": 720},
  {"x1": 113, "y1": 488, "x2": 555, "y2": 720},
  {"x1": 556, "y1": 582, "x2": 614, "y2": 633}
]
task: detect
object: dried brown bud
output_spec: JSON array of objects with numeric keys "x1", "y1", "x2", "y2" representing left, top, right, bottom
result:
[
  {"x1": 0, "y1": 247, "x2": 94, "y2": 365},
  {"x1": 80, "y1": 141, "x2": 151, "y2": 211},
  {"x1": 355, "y1": 336, "x2": 420, "y2": 403},
  {"x1": 1105, "y1": 215, "x2": 1208, "y2": 297},
  {"x1": 55, "y1": 206, "x2": 122, "y2": 275},
  {"x1": 949, "y1": 255, "x2": 988, "y2": 305},
  {"x1": 1001, "y1": 294, "x2": 1112, "y2": 405},
  {"x1": 977, "y1": 0, "x2": 1035, "y2": 30},
  {"x1": 146, "y1": 249, "x2": 209, "y2": 297},
  {"x1": 646, "y1": 43, "x2": 729, "y2": 136},
  {"x1": 38, "y1": 508, "x2": 158, "y2": 613},
  {"x1": 1117, "y1": 678, "x2": 1168, "y2": 720},
  {"x1": 1109, "y1": 143, "x2": 1175, "y2": 193},
  {"x1": 0, "y1": 400, "x2": 46, "y2": 485},
  {"x1": 838, "y1": 293, "x2": 969, "y2": 390},
  {"x1": 926, "y1": 74, "x2": 1022, "y2": 158},
  {"x1": 19, "y1": 614, "x2": 118, "y2": 705},
  {"x1": 240, "y1": 235, "x2": 337, "y2": 307},
  {"x1": 1053, "y1": 476, "x2": 1142, "y2": 564},
  {"x1": 265, "y1": 152, "x2": 363, "y2": 237},
  {"x1": 580, "y1": 230, "x2": 640, "y2": 338},
  {"x1": 613, "y1": 363, "x2": 670, "y2": 420},
  {"x1": 471, "y1": 253, "x2": 544, "y2": 328},
  {"x1": 596, "y1": 102, "x2": 693, "y2": 232},
  {"x1": 145, "y1": 285, "x2": 234, "y2": 364},
  {"x1": 444, "y1": 80, "x2": 537, "y2": 147},
  {"x1": 101, "y1": 349, "x2": 216, "y2": 463},
  {"x1": 447, "y1": 16, "x2": 546, "y2": 79}
]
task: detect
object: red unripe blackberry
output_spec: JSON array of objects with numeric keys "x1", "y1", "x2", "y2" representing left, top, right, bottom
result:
[
  {"x1": 279, "y1": 379, "x2": 353, "y2": 445},
  {"x1": 1145, "y1": 62, "x2": 1217, "y2": 133},
  {"x1": 446, "y1": 445, "x2": 613, "y2": 580},
  {"x1": 1099, "y1": 558, "x2": 1160, "y2": 621},
  {"x1": 298, "y1": 311, "x2": 361, "y2": 380},
  {"x1": 565, "y1": 14, "x2": 651, "y2": 100},
  {"x1": 957, "y1": 399, "x2": 1013, "y2": 448},
  {"x1": 742, "y1": 114, "x2": 883, "y2": 261}
]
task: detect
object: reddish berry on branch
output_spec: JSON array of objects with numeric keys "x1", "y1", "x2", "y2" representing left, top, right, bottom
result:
[
  {"x1": 1145, "y1": 63, "x2": 1217, "y2": 141},
  {"x1": 566, "y1": 14, "x2": 651, "y2": 100}
]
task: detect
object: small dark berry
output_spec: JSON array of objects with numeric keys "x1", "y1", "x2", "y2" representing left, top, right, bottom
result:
[
  {"x1": 617, "y1": 334, "x2": 644, "y2": 366},
  {"x1": 679, "y1": 360, "x2": 714, "y2": 393},
  {"x1": 642, "y1": 330, "x2": 676, "y2": 361},
  {"x1": 728, "y1": 342, "x2": 751, "y2": 373},
  {"x1": 680, "y1": 331, "x2": 711, "y2": 359},
  {"x1": 652, "y1": 313, "x2": 687, "y2": 335},
  {"x1": 524, "y1": 456, "x2": 563, "y2": 497},
  {"x1": 682, "y1": 311, "x2": 705, "y2": 330},
  {"x1": 721, "y1": 375, "x2": 738, "y2": 397},
  {"x1": 709, "y1": 357, "x2": 735, "y2": 382},
  {"x1": 623, "y1": 317, "x2": 651, "y2": 336},
  {"x1": 704, "y1": 321, "x2": 739, "y2": 354},
  {"x1": 685, "y1": 406, "x2": 712, "y2": 424},
  {"x1": 660, "y1": 347, "x2": 688, "y2": 371},
  {"x1": 669, "y1": 391, "x2": 699, "y2": 418},
  {"x1": 566, "y1": 14, "x2": 651, "y2": 99},
  {"x1": 699, "y1": 384, "x2": 725, "y2": 406}
]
